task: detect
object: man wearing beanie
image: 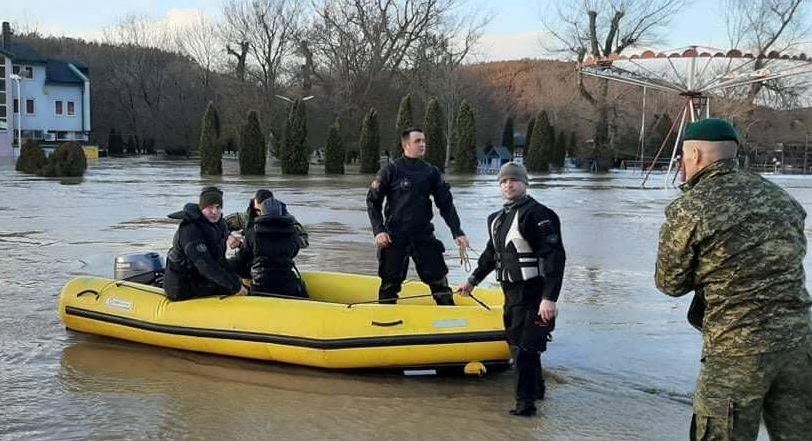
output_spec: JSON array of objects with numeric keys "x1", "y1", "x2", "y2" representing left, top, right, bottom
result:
[
  {"x1": 655, "y1": 118, "x2": 811, "y2": 440},
  {"x1": 458, "y1": 162, "x2": 566, "y2": 416},
  {"x1": 164, "y1": 186, "x2": 247, "y2": 300},
  {"x1": 225, "y1": 189, "x2": 309, "y2": 249},
  {"x1": 367, "y1": 127, "x2": 469, "y2": 306}
]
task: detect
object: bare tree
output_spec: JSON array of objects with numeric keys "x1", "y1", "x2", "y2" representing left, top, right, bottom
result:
[
  {"x1": 309, "y1": 0, "x2": 466, "y2": 115},
  {"x1": 103, "y1": 15, "x2": 202, "y2": 150},
  {"x1": 725, "y1": 0, "x2": 810, "y2": 108},
  {"x1": 222, "y1": 1, "x2": 252, "y2": 81},
  {"x1": 222, "y1": 0, "x2": 301, "y2": 113},
  {"x1": 175, "y1": 11, "x2": 224, "y2": 90},
  {"x1": 544, "y1": 0, "x2": 686, "y2": 169},
  {"x1": 409, "y1": 11, "x2": 488, "y2": 167}
]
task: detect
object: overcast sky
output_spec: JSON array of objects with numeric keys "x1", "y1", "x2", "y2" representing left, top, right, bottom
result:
[{"x1": 0, "y1": 0, "x2": 754, "y2": 62}]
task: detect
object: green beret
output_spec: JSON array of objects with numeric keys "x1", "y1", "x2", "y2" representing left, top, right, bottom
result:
[{"x1": 683, "y1": 118, "x2": 741, "y2": 144}]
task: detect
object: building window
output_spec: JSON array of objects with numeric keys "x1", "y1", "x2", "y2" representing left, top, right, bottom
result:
[
  {"x1": 55, "y1": 100, "x2": 63, "y2": 116},
  {"x1": 13, "y1": 99, "x2": 19, "y2": 114},
  {"x1": 67, "y1": 101, "x2": 75, "y2": 116},
  {"x1": 0, "y1": 90, "x2": 6, "y2": 131},
  {"x1": 12, "y1": 65, "x2": 33, "y2": 79},
  {"x1": 26, "y1": 99, "x2": 35, "y2": 115}
]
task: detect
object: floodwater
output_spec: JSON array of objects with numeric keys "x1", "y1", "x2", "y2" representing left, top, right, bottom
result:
[{"x1": 3, "y1": 157, "x2": 810, "y2": 440}]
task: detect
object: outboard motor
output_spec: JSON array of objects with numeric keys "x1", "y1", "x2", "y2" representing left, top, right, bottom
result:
[{"x1": 114, "y1": 252, "x2": 165, "y2": 286}]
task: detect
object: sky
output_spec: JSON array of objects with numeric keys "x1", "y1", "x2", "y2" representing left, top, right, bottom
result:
[{"x1": 1, "y1": 0, "x2": 749, "y2": 62}]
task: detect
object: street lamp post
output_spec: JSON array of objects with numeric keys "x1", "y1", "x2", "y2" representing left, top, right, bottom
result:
[
  {"x1": 9, "y1": 73, "x2": 22, "y2": 159},
  {"x1": 274, "y1": 94, "x2": 315, "y2": 104}
]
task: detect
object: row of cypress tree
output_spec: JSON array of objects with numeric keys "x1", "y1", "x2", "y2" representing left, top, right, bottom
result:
[
  {"x1": 199, "y1": 102, "x2": 268, "y2": 176},
  {"x1": 358, "y1": 95, "x2": 479, "y2": 174},
  {"x1": 197, "y1": 97, "x2": 576, "y2": 176}
]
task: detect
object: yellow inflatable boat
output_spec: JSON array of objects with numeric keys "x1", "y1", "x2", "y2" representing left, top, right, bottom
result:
[{"x1": 59, "y1": 272, "x2": 510, "y2": 374}]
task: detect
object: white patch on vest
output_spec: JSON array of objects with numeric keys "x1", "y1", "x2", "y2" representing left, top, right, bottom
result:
[
  {"x1": 504, "y1": 212, "x2": 539, "y2": 281},
  {"x1": 105, "y1": 298, "x2": 133, "y2": 311},
  {"x1": 433, "y1": 319, "x2": 468, "y2": 329}
]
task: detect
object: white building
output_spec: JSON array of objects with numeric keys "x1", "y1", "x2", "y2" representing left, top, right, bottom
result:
[{"x1": 0, "y1": 22, "x2": 91, "y2": 158}]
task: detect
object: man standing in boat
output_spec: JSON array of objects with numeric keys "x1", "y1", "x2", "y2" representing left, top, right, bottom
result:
[
  {"x1": 458, "y1": 163, "x2": 565, "y2": 417},
  {"x1": 164, "y1": 186, "x2": 247, "y2": 300},
  {"x1": 655, "y1": 118, "x2": 812, "y2": 440},
  {"x1": 367, "y1": 127, "x2": 469, "y2": 306}
]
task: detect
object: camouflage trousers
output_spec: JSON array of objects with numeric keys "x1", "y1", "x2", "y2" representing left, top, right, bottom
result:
[{"x1": 690, "y1": 344, "x2": 812, "y2": 441}]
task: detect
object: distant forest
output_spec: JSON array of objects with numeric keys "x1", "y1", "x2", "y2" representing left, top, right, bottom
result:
[{"x1": 13, "y1": 0, "x2": 810, "y2": 164}]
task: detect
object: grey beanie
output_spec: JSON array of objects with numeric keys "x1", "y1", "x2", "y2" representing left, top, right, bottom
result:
[{"x1": 497, "y1": 162, "x2": 528, "y2": 184}]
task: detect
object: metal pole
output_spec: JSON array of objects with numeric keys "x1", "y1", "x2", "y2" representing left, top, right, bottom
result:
[
  {"x1": 665, "y1": 103, "x2": 688, "y2": 187},
  {"x1": 638, "y1": 87, "x2": 647, "y2": 172},
  {"x1": 10, "y1": 74, "x2": 23, "y2": 159}
]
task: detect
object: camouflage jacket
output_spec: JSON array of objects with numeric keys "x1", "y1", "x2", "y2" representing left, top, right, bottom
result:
[
  {"x1": 225, "y1": 207, "x2": 309, "y2": 249},
  {"x1": 656, "y1": 159, "x2": 811, "y2": 356}
]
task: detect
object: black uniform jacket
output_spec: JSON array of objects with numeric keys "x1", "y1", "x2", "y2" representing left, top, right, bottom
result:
[
  {"x1": 366, "y1": 156, "x2": 464, "y2": 240},
  {"x1": 164, "y1": 203, "x2": 241, "y2": 300}
]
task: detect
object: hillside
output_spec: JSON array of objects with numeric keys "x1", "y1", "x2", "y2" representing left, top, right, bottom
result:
[{"x1": 18, "y1": 33, "x2": 812, "y2": 160}]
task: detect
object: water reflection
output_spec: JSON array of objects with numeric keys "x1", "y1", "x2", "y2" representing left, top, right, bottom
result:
[{"x1": 0, "y1": 158, "x2": 796, "y2": 439}]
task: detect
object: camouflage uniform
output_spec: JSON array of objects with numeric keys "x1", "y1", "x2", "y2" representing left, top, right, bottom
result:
[{"x1": 655, "y1": 159, "x2": 812, "y2": 441}]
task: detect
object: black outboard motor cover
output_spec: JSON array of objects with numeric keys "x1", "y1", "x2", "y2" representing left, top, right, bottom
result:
[{"x1": 114, "y1": 252, "x2": 165, "y2": 286}]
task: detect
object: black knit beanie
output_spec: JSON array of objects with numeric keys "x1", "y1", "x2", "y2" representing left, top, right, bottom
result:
[{"x1": 199, "y1": 186, "x2": 223, "y2": 209}]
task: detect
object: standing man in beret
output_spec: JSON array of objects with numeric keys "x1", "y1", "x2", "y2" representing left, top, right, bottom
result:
[
  {"x1": 164, "y1": 186, "x2": 247, "y2": 300},
  {"x1": 458, "y1": 162, "x2": 566, "y2": 417},
  {"x1": 367, "y1": 127, "x2": 469, "y2": 306},
  {"x1": 655, "y1": 118, "x2": 812, "y2": 440}
]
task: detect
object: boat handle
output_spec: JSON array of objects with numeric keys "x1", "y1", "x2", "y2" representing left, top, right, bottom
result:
[
  {"x1": 371, "y1": 320, "x2": 403, "y2": 327},
  {"x1": 76, "y1": 289, "x2": 100, "y2": 299}
]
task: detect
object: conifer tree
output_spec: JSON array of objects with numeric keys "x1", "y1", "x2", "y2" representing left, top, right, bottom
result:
[
  {"x1": 526, "y1": 110, "x2": 553, "y2": 172},
  {"x1": 240, "y1": 110, "x2": 266, "y2": 175},
  {"x1": 281, "y1": 99, "x2": 309, "y2": 175},
  {"x1": 199, "y1": 102, "x2": 222, "y2": 175},
  {"x1": 325, "y1": 118, "x2": 345, "y2": 174},
  {"x1": 423, "y1": 98, "x2": 446, "y2": 172},
  {"x1": 453, "y1": 100, "x2": 477, "y2": 173},
  {"x1": 394, "y1": 94, "x2": 413, "y2": 159},
  {"x1": 359, "y1": 108, "x2": 381, "y2": 174}
]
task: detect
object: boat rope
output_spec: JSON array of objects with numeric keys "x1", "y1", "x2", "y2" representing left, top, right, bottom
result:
[{"x1": 458, "y1": 246, "x2": 475, "y2": 272}]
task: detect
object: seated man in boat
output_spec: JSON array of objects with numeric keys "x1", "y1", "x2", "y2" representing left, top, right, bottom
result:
[
  {"x1": 164, "y1": 186, "x2": 248, "y2": 300},
  {"x1": 229, "y1": 196, "x2": 306, "y2": 298},
  {"x1": 225, "y1": 189, "x2": 309, "y2": 250}
]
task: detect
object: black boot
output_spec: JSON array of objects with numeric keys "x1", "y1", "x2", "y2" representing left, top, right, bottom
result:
[
  {"x1": 428, "y1": 278, "x2": 455, "y2": 306},
  {"x1": 509, "y1": 400, "x2": 537, "y2": 417}
]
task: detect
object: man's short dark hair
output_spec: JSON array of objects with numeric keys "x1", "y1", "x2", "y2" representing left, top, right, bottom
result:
[
  {"x1": 254, "y1": 189, "x2": 274, "y2": 203},
  {"x1": 401, "y1": 127, "x2": 424, "y2": 142}
]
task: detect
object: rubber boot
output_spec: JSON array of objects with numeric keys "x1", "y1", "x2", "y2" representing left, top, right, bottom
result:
[{"x1": 428, "y1": 278, "x2": 455, "y2": 306}]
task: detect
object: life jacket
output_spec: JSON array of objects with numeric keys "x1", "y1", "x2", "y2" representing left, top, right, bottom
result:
[{"x1": 489, "y1": 198, "x2": 543, "y2": 283}]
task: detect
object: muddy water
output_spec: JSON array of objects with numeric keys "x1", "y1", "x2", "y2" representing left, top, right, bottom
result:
[{"x1": 3, "y1": 157, "x2": 809, "y2": 440}]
